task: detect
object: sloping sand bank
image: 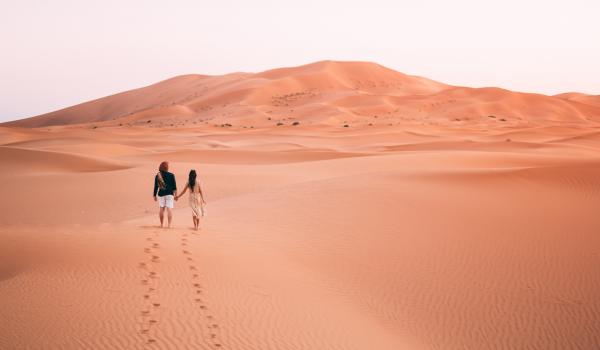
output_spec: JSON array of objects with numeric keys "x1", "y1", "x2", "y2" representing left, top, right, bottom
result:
[{"x1": 1, "y1": 124, "x2": 599, "y2": 349}]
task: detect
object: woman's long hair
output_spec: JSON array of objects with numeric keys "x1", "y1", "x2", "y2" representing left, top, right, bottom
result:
[{"x1": 188, "y1": 169, "x2": 197, "y2": 190}]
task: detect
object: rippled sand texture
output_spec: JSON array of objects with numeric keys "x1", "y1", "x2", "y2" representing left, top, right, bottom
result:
[{"x1": 1, "y1": 61, "x2": 600, "y2": 349}]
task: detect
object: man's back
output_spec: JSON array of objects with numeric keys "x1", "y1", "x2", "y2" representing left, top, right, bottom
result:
[{"x1": 154, "y1": 171, "x2": 177, "y2": 196}]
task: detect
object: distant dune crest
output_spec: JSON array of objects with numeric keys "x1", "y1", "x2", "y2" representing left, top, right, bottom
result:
[{"x1": 6, "y1": 60, "x2": 600, "y2": 128}]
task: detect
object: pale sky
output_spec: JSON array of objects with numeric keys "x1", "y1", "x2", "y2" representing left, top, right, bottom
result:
[{"x1": 1, "y1": 0, "x2": 599, "y2": 122}]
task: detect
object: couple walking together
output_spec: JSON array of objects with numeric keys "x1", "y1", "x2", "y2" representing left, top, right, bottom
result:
[{"x1": 153, "y1": 161, "x2": 206, "y2": 230}]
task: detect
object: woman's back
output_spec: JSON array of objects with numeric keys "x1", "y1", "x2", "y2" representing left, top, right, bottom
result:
[{"x1": 187, "y1": 182, "x2": 202, "y2": 199}]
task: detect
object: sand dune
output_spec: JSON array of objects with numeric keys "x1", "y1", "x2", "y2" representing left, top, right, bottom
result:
[
  {"x1": 6, "y1": 61, "x2": 599, "y2": 130},
  {"x1": 134, "y1": 149, "x2": 368, "y2": 164},
  {"x1": 1, "y1": 146, "x2": 129, "y2": 173},
  {"x1": 555, "y1": 92, "x2": 600, "y2": 107},
  {"x1": 1, "y1": 62, "x2": 600, "y2": 349}
]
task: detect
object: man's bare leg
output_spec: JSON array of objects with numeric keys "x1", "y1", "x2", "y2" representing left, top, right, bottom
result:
[
  {"x1": 159, "y1": 207, "x2": 165, "y2": 228},
  {"x1": 167, "y1": 208, "x2": 173, "y2": 228}
]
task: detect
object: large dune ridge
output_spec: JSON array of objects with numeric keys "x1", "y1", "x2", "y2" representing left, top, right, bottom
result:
[
  {"x1": 5, "y1": 60, "x2": 600, "y2": 129},
  {"x1": 1, "y1": 61, "x2": 600, "y2": 350}
]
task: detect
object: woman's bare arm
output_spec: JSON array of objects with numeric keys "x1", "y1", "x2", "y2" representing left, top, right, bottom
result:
[
  {"x1": 199, "y1": 184, "x2": 206, "y2": 204},
  {"x1": 176, "y1": 182, "x2": 188, "y2": 199}
]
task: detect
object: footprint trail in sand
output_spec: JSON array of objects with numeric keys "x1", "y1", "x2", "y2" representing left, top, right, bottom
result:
[
  {"x1": 134, "y1": 228, "x2": 224, "y2": 348},
  {"x1": 137, "y1": 230, "x2": 162, "y2": 347},
  {"x1": 180, "y1": 231, "x2": 224, "y2": 348}
]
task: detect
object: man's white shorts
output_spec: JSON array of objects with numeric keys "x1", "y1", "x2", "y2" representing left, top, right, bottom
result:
[{"x1": 158, "y1": 195, "x2": 174, "y2": 208}]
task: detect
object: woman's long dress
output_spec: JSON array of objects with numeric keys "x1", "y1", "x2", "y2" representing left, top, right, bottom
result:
[{"x1": 189, "y1": 182, "x2": 204, "y2": 218}]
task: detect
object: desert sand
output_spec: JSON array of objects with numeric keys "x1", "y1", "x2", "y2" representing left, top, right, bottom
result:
[{"x1": 1, "y1": 61, "x2": 600, "y2": 350}]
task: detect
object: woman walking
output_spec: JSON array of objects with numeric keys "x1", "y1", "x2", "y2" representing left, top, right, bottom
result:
[
  {"x1": 176, "y1": 169, "x2": 206, "y2": 230},
  {"x1": 153, "y1": 161, "x2": 177, "y2": 228}
]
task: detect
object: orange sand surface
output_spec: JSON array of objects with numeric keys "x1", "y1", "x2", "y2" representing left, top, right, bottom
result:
[{"x1": 1, "y1": 61, "x2": 600, "y2": 349}]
